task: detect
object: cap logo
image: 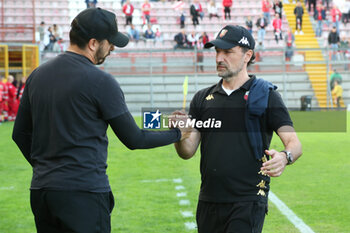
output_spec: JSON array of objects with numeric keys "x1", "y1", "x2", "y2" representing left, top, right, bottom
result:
[
  {"x1": 219, "y1": 29, "x2": 228, "y2": 38},
  {"x1": 238, "y1": 37, "x2": 250, "y2": 46}
]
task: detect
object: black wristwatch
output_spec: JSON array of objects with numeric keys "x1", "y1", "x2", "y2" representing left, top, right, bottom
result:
[{"x1": 281, "y1": 150, "x2": 294, "y2": 165}]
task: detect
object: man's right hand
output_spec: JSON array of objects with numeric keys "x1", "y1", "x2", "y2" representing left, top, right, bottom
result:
[{"x1": 169, "y1": 110, "x2": 191, "y2": 141}]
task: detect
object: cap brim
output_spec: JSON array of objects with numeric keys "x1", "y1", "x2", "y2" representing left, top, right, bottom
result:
[
  {"x1": 110, "y1": 32, "x2": 129, "y2": 48},
  {"x1": 204, "y1": 39, "x2": 237, "y2": 49}
]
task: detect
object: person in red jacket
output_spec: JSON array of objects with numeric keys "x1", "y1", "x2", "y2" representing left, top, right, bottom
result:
[
  {"x1": 7, "y1": 75, "x2": 18, "y2": 121},
  {"x1": 331, "y1": 5, "x2": 342, "y2": 34},
  {"x1": 222, "y1": 0, "x2": 232, "y2": 20},
  {"x1": 0, "y1": 76, "x2": 9, "y2": 121},
  {"x1": 18, "y1": 77, "x2": 26, "y2": 101},
  {"x1": 272, "y1": 14, "x2": 283, "y2": 44},
  {"x1": 123, "y1": 0, "x2": 134, "y2": 25},
  {"x1": 262, "y1": 0, "x2": 271, "y2": 24},
  {"x1": 141, "y1": 0, "x2": 151, "y2": 25},
  {"x1": 0, "y1": 77, "x2": 3, "y2": 123}
]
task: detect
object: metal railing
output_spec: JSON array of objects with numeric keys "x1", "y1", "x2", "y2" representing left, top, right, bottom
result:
[{"x1": 39, "y1": 47, "x2": 350, "y2": 110}]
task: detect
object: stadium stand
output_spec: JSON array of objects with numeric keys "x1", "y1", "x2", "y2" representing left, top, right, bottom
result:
[{"x1": 1, "y1": 0, "x2": 349, "y2": 112}]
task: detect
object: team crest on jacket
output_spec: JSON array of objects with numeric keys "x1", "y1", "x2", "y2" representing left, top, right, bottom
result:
[
  {"x1": 244, "y1": 91, "x2": 249, "y2": 101},
  {"x1": 206, "y1": 94, "x2": 214, "y2": 100}
]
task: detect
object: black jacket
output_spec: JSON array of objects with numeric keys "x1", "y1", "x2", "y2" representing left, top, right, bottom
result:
[
  {"x1": 190, "y1": 5, "x2": 198, "y2": 17},
  {"x1": 294, "y1": 6, "x2": 304, "y2": 17},
  {"x1": 328, "y1": 31, "x2": 340, "y2": 44},
  {"x1": 174, "y1": 33, "x2": 187, "y2": 45},
  {"x1": 256, "y1": 17, "x2": 268, "y2": 29}
]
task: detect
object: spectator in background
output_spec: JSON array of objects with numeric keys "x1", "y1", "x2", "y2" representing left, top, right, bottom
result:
[
  {"x1": 200, "y1": 32, "x2": 209, "y2": 45},
  {"x1": 272, "y1": 14, "x2": 283, "y2": 44},
  {"x1": 328, "y1": 26, "x2": 340, "y2": 61},
  {"x1": 0, "y1": 83, "x2": 2, "y2": 124},
  {"x1": 37, "y1": 21, "x2": 46, "y2": 51},
  {"x1": 208, "y1": 0, "x2": 219, "y2": 20},
  {"x1": 194, "y1": 0, "x2": 204, "y2": 20},
  {"x1": 223, "y1": 0, "x2": 232, "y2": 20},
  {"x1": 174, "y1": 30, "x2": 189, "y2": 49},
  {"x1": 340, "y1": 0, "x2": 349, "y2": 25},
  {"x1": 262, "y1": 0, "x2": 272, "y2": 24},
  {"x1": 17, "y1": 76, "x2": 26, "y2": 101},
  {"x1": 52, "y1": 24, "x2": 63, "y2": 41},
  {"x1": 331, "y1": 5, "x2": 342, "y2": 34},
  {"x1": 141, "y1": 0, "x2": 151, "y2": 25},
  {"x1": 314, "y1": 3, "x2": 326, "y2": 37},
  {"x1": 6, "y1": 75, "x2": 18, "y2": 121},
  {"x1": 332, "y1": 80, "x2": 343, "y2": 108},
  {"x1": 180, "y1": 8, "x2": 186, "y2": 29},
  {"x1": 123, "y1": 0, "x2": 134, "y2": 26},
  {"x1": 308, "y1": 0, "x2": 315, "y2": 12},
  {"x1": 85, "y1": 0, "x2": 97, "y2": 8},
  {"x1": 127, "y1": 24, "x2": 140, "y2": 42},
  {"x1": 52, "y1": 24, "x2": 64, "y2": 52},
  {"x1": 0, "y1": 76, "x2": 5, "y2": 123},
  {"x1": 187, "y1": 30, "x2": 199, "y2": 48},
  {"x1": 196, "y1": 36, "x2": 204, "y2": 72},
  {"x1": 322, "y1": 0, "x2": 329, "y2": 10},
  {"x1": 343, "y1": 0, "x2": 350, "y2": 25},
  {"x1": 339, "y1": 34, "x2": 349, "y2": 70},
  {"x1": 330, "y1": 69, "x2": 342, "y2": 90},
  {"x1": 256, "y1": 13, "x2": 268, "y2": 47},
  {"x1": 294, "y1": 1, "x2": 304, "y2": 35},
  {"x1": 245, "y1": 16, "x2": 253, "y2": 34},
  {"x1": 45, "y1": 26, "x2": 56, "y2": 51},
  {"x1": 155, "y1": 27, "x2": 163, "y2": 42},
  {"x1": 285, "y1": 27, "x2": 295, "y2": 62},
  {"x1": 144, "y1": 24, "x2": 155, "y2": 39},
  {"x1": 190, "y1": 1, "x2": 200, "y2": 26},
  {"x1": 273, "y1": 0, "x2": 283, "y2": 20}
]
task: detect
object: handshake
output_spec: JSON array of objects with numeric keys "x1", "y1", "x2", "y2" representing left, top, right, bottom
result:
[{"x1": 169, "y1": 110, "x2": 193, "y2": 141}]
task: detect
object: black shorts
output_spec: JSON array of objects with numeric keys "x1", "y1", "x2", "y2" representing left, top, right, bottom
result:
[
  {"x1": 30, "y1": 190, "x2": 115, "y2": 233},
  {"x1": 196, "y1": 200, "x2": 268, "y2": 233}
]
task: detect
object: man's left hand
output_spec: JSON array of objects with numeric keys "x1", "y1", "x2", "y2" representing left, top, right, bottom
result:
[{"x1": 260, "y1": 149, "x2": 288, "y2": 177}]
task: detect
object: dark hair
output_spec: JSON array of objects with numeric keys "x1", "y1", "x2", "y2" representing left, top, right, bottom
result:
[
  {"x1": 69, "y1": 19, "x2": 90, "y2": 49},
  {"x1": 241, "y1": 47, "x2": 255, "y2": 67},
  {"x1": 69, "y1": 19, "x2": 104, "y2": 49}
]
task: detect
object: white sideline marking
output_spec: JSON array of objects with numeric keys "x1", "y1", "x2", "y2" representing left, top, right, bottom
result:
[
  {"x1": 0, "y1": 186, "x2": 14, "y2": 190},
  {"x1": 179, "y1": 200, "x2": 190, "y2": 206},
  {"x1": 140, "y1": 178, "x2": 170, "y2": 183},
  {"x1": 184, "y1": 222, "x2": 197, "y2": 230},
  {"x1": 173, "y1": 178, "x2": 183, "y2": 183},
  {"x1": 269, "y1": 191, "x2": 315, "y2": 233},
  {"x1": 177, "y1": 192, "x2": 187, "y2": 197},
  {"x1": 181, "y1": 211, "x2": 194, "y2": 218},
  {"x1": 175, "y1": 185, "x2": 185, "y2": 190}
]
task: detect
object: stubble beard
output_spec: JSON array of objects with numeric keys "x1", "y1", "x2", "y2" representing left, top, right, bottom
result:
[
  {"x1": 217, "y1": 62, "x2": 244, "y2": 81},
  {"x1": 95, "y1": 46, "x2": 110, "y2": 65}
]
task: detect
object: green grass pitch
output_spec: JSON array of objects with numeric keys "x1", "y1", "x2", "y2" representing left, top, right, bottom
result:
[{"x1": 1, "y1": 116, "x2": 350, "y2": 233}]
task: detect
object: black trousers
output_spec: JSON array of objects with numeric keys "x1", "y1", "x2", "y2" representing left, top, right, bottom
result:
[
  {"x1": 192, "y1": 16, "x2": 199, "y2": 25},
  {"x1": 126, "y1": 16, "x2": 132, "y2": 25},
  {"x1": 30, "y1": 190, "x2": 115, "y2": 233},
  {"x1": 296, "y1": 16, "x2": 303, "y2": 30},
  {"x1": 224, "y1": 7, "x2": 231, "y2": 20},
  {"x1": 196, "y1": 200, "x2": 268, "y2": 233}
]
